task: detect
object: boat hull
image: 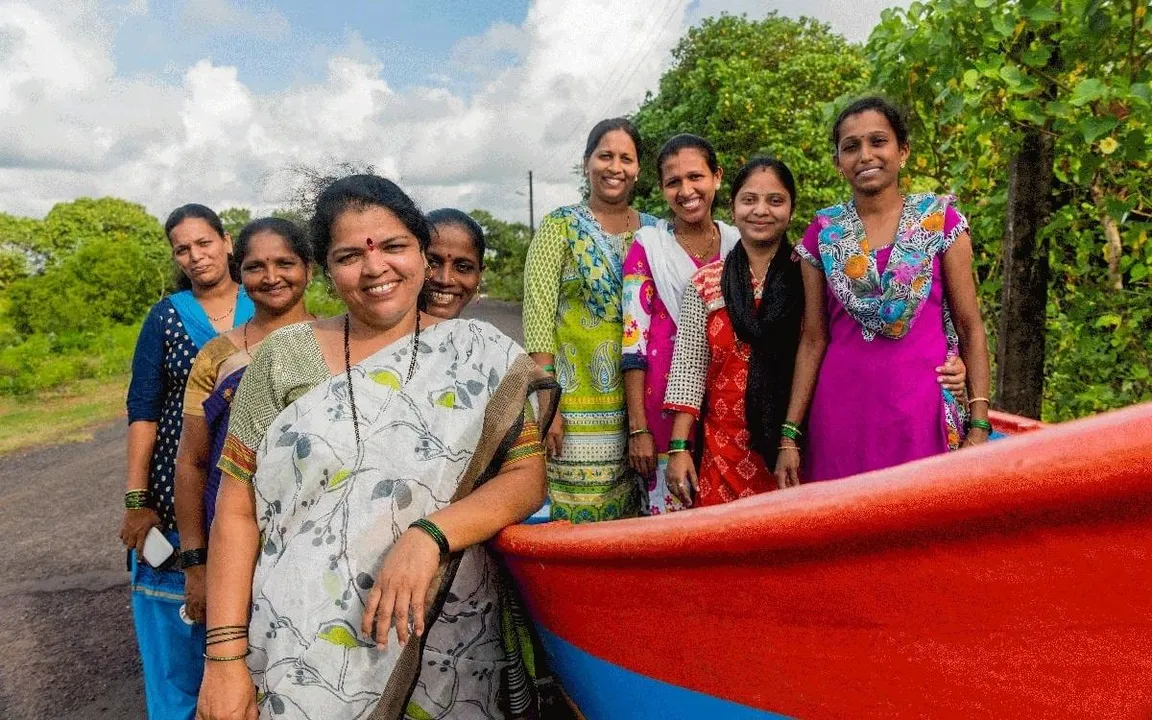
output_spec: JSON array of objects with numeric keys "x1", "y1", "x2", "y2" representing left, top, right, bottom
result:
[{"x1": 495, "y1": 407, "x2": 1152, "y2": 718}]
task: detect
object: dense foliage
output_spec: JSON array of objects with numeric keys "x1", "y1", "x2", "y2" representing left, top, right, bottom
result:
[{"x1": 630, "y1": 13, "x2": 870, "y2": 223}]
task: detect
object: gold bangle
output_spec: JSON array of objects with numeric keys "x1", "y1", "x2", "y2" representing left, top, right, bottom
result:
[
  {"x1": 667, "y1": 448, "x2": 689, "y2": 455},
  {"x1": 203, "y1": 648, "x2": 251, "y2": 662},
  {"x1": 778, "y1": 446, "x2": 800, "y2": 452},
  {"x1": 967, "y1": 397, "x2": 990, "y2": 407}
]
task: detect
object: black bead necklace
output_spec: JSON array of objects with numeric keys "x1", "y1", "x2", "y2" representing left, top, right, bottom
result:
[{"x1": 343, "y1": 312, "x2": 421, "y2": 447}]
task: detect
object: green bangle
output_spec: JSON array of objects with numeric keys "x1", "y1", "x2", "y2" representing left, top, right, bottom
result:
[
  {"x1": 968, "y1": 418, "x2": 993, "y2": 432},
  {"x1": 542, "y1": 364, "x2": 555, "y2": 373},
  {"x1": 125, "y1": 489, "x2": 149, "y2": 510},
  {"x1": 780, "y1": 423, "x2": 803, "y2": 441},
  {"x1": 668, "y1": 439, "x2": 689, "y2": 451},
  {"x1": 410, "y1": 518, "x2": 451, "y2": 557}
]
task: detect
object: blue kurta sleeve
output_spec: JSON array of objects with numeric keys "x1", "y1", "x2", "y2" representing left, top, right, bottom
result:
[{"x1": 126, "y1": 300, "x2": 167, "y2": 423}]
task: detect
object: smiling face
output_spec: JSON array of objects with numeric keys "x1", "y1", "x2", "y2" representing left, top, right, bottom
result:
[
  {"x1": 168, "y1": 218, "x2": 233, "y2": 289},
  {"x1": 239, "y1": 230, "x2": 312, "y2": 317},
  {"x1": 326, "y1": 205, "x2": 425, "y2": 331},
  {"x1": 732, "y1": 167, "x2": 793, "y2": 247},
  {"x1": 660, "y1": 148, "x2": 722, "y2": 226},
  {"x1": 423, "y1": 222, "x2": 482, "y2": 320},
  {"x1": 834, "y1": 109, "x2": 910, "y2": 195},
  {"x1": 584, "y1": 129, "x2": 639, "y2": 206}
]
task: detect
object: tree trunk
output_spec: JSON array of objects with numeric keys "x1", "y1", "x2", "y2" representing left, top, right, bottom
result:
[{"x1": 995, "y1": 127, "x2": 1054, "y2": 419}]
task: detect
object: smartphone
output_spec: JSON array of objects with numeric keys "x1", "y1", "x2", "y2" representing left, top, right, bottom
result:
[{"x1": 141, "y1": 527, "x2": 175, "y2": 568}]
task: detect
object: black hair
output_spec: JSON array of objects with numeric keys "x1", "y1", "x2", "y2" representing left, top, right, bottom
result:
[
  {"x1": 309, "y1": 175, "x2": 431, "y2": 271},
  {"x1": 234, "y1": 217, "x2": 314, "y2": 270},
  {"x1": 831, "y1": 96, "x2": 910, "y2": 152},
  {"x1": 163, "y1": 203, "x2": 234, "y2": 290},
  {"x1": 730, "y1": 156, "x2": 798, "y2": 212},
  {"x1": 426, "y1": 208, "x2": 485, "y2": 266},
  {"x1": 583, "y1": 117, "x2": 643, "y2": 163},
  {"x1": 656, "y1": 133, "x2": 720, "y2": 183}
]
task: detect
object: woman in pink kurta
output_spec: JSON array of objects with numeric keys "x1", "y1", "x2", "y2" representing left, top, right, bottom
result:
[
  {"x1": 622, "y1": 134, "x2": 739, "y2": 514},
  {"x1": 777, "y1": 97, "x2": 993, "y2": 486}
]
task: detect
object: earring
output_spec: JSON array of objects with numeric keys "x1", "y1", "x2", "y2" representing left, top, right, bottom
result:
[{"x1": 900, "y1": 161, "x2": 906, "y2": 169}]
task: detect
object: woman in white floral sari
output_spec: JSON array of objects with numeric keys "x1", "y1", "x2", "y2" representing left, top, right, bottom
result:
[{"x1": 197, "y1": 175, "x2": 558, "y2": 720}]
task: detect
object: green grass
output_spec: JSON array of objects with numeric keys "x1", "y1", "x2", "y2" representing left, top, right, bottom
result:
[{"x1": 0, "y1": 374, "x2": 127, "y2": 456}]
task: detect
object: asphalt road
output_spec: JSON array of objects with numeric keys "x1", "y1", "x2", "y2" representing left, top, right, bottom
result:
[{"x1": 0, "y1": 300, "x2": 525, "y2": 720}]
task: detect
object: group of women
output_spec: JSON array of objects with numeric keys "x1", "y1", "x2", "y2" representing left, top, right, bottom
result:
[
  {"x1": 118, "y1": 94, "x2": 992, "y2": 720},
  {"x1": 524, "y1": 96, "x2": 990, "y2": 522}
]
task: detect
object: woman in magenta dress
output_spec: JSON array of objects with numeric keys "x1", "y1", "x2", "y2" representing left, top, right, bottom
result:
[
  {"x1": 778, "y1": 97, "x2": 993, "y2": 485},
  {"x1": 622, "y1": 134, "x2": 740, "y2": 514}
]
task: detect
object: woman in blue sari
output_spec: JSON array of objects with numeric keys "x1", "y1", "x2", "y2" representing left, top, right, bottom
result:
[
  {"x1": 174, "y1": 217, "x2": 314, "y2": 627},
  {"x1": 122, "y1": 203, "x2": 254, "y2": 720}
]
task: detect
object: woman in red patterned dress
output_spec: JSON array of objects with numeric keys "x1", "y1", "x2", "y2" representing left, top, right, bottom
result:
[{"x1": 663, "y1": 157, "x2": 804, "y2": 506}]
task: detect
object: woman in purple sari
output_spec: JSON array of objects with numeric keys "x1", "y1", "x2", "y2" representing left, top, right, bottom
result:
[
  {"x1": 173, "y1": 218, "x2": 314, "y2": 625},
  {"x1": 777, "y1": 97, "x2": 993, "y2": 485}
]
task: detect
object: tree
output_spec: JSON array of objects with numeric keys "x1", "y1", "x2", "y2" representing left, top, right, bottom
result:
[
  {"x1": 630, "y1": 13, "x2": 870, "y2": 223},
  {"x1": 38, "y1": 197, "x2": 168, "y2": 261},
  {"x1": 866, "y1": 0, "x2": 1151, "y2": 419},
  {"x1": 218, "y1": 207, "x2": 253, "y2": 238},
  {"x1": 470, "y1": 209, "x2": 531, "y2": 301}
]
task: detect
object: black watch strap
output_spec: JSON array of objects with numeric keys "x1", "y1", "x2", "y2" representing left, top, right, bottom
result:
[{"x1": 179, "y1": 547, "x2": 208, "y2": 569}]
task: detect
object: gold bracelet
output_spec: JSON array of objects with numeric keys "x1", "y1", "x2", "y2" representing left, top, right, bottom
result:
[
  {"x1": 203, "y1": 649, "x2": 251, "y2": 662},
  {"x1": 967, "y1": 397, "x2": 990, "y2": 407},
  {"x1": 667, "y1": 448, "x2": 689, "y2": 455},
  {"x1": 778, "y1": 446, "x2": 800, "y2": 452}
]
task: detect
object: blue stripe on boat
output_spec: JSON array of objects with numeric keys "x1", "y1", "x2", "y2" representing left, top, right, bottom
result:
[{"x1": 538, "y1": 626, "x2": 794, "y2": 719}]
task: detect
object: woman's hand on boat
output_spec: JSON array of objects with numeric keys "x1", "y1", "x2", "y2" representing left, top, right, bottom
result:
[
  {"x1": 118, "y1": 507, "x2": 160, "y2": 554},
  {"x1": 962, "y1": 426, "x2": 990, "y2": 448},
  {"x1": 196, "y1": 661, "x2": 257, "y2": 719},
  {"x1": 628, "y1": 432, "x2": 656, "y2": 477},
  {"x1": 665, "y1": 452, "x2": 697, "y2": 507},
  {"x1": 362, "y1": 527, "x2": 441, "y2": 649},
  {"x1": 774, "y1": 446, "x2": 802, "y2": 489},
  {"x1": 936, "y1": 355, "x2": 967, "y2": 398},
  {"x1": 544, "y1": 412, "x2": 564, "y2": 459}
]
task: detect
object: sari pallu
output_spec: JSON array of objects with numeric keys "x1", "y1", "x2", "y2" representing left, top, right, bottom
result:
[{"x1": 219, "y1": 319, "x2": 558, "y2": 720}]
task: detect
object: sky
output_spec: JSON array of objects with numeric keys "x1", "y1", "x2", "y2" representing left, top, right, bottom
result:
[{"x1": 0, "y1": 0, "x2": 909, "y2": 225}]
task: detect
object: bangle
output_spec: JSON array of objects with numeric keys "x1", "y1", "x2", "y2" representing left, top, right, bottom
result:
[
  {"x1": 206, "y1": 633, "x2": 249, "y2": 646},
  {"x1": 778, "y1": 446, "x2": 800, "y2": 452},
  {"x1": 667, "y1": 448, "x2": 689, "y2": 455},
  {"x1": 668, "y1": 439, "x2": 689, "y2": 451},
  {"x1": 203, "y1": 649, "x2": 251, "y2": 662},
  {"x1": 179, "y1": 548, "x2": 208, "y2": 568},
  {"x1": 780, "y1": 422, "x2": 803, "y2": 441},
  {"x1": 967, "y1": 397, "x2": 990, "y2": 407},
  {"x1": 542, "y1": 363, "x2": 555, "y2": 373},
  {"x1": 410, "y1": 518, "x2": 450, "y2": 557},
  {"x1": 124, "y1": 489, "x2": 149, "y2": 510},
  {"x1": 207, "y1": 624, "x2": 248, "y2": 635},
  {"x1": 629, "y1": 428, "x2": 651, "y2": 437},
  {"x1": 968, "y1": 418, "x2": 993, "y2": 432}
]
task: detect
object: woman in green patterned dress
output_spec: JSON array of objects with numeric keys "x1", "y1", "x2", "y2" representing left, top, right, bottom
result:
[{"x1": 523, "y1": 118, "x2": 658, "y2": 523}]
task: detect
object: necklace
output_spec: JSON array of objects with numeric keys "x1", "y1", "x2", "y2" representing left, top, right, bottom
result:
[
  {"x1": 243, "y1": 321, "x2": 250, "y2": 353},
  {"x1": 206, "y1": 288, "x2": 239, "y2": 322},
  {"x1": 343, "y1": 312, "x2": 421, "y2": 447},
  {"x1": 675, "y1": 222, "x2": 718, "y2": 260}
]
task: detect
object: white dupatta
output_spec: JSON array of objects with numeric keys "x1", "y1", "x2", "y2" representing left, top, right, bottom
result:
[{"x1": 631, "y1": 219, "x2": 741, "y2": 325}]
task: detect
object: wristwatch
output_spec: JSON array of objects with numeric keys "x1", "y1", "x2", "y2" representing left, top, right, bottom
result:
[{"x1": 179, "y1": 547, "x2": 208, "y2": 569}]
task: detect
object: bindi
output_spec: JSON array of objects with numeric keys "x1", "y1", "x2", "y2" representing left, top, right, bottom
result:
[{"x1": 365, "y1": 237, "x2": 375, "y2": 251}]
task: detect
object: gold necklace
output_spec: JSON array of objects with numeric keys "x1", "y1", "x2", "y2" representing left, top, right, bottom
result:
[
  {"x1": 206, "y1": 288, "x2": 239, "y2": 322},
  {"x1": 675, "y1": 222, "x2": 718, "y2": 260}
]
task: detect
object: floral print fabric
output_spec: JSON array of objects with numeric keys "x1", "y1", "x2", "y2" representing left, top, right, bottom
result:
[{"x1": 220, "y1": 319, "x2": 540, "y2": 719}]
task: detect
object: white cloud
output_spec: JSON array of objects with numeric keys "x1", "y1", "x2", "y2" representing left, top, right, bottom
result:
[{"x1": 0, "y1": 0, "x2": 907, "y2": 225}]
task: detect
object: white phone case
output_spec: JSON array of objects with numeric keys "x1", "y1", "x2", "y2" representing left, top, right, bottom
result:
[{"x1": 141, "y1": 527, "x2": 174, "y2": 568}]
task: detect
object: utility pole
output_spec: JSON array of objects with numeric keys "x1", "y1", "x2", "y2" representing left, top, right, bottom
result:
[{"x1": 528, "y1": 170, "x2": 535, "y2": 236}]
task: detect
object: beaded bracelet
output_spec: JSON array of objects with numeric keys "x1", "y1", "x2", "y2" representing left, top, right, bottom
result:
[
  {"x1": 124, "y1": 489, "x2": 149, "y2": 510},
  {"x1": 410, "y1": 518, "x2": 451, "y2": 558},
  {"x1": 629, "y1": 428, "x2": 651, "y2": 437},
  {"x1": 968, "y1": 418, "x2": 993, "y2": 432}
]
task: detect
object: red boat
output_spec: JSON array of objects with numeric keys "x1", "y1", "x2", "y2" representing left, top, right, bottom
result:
[{"x1": 494, "y1": 406, "x2": 1152, "y2": 718}]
